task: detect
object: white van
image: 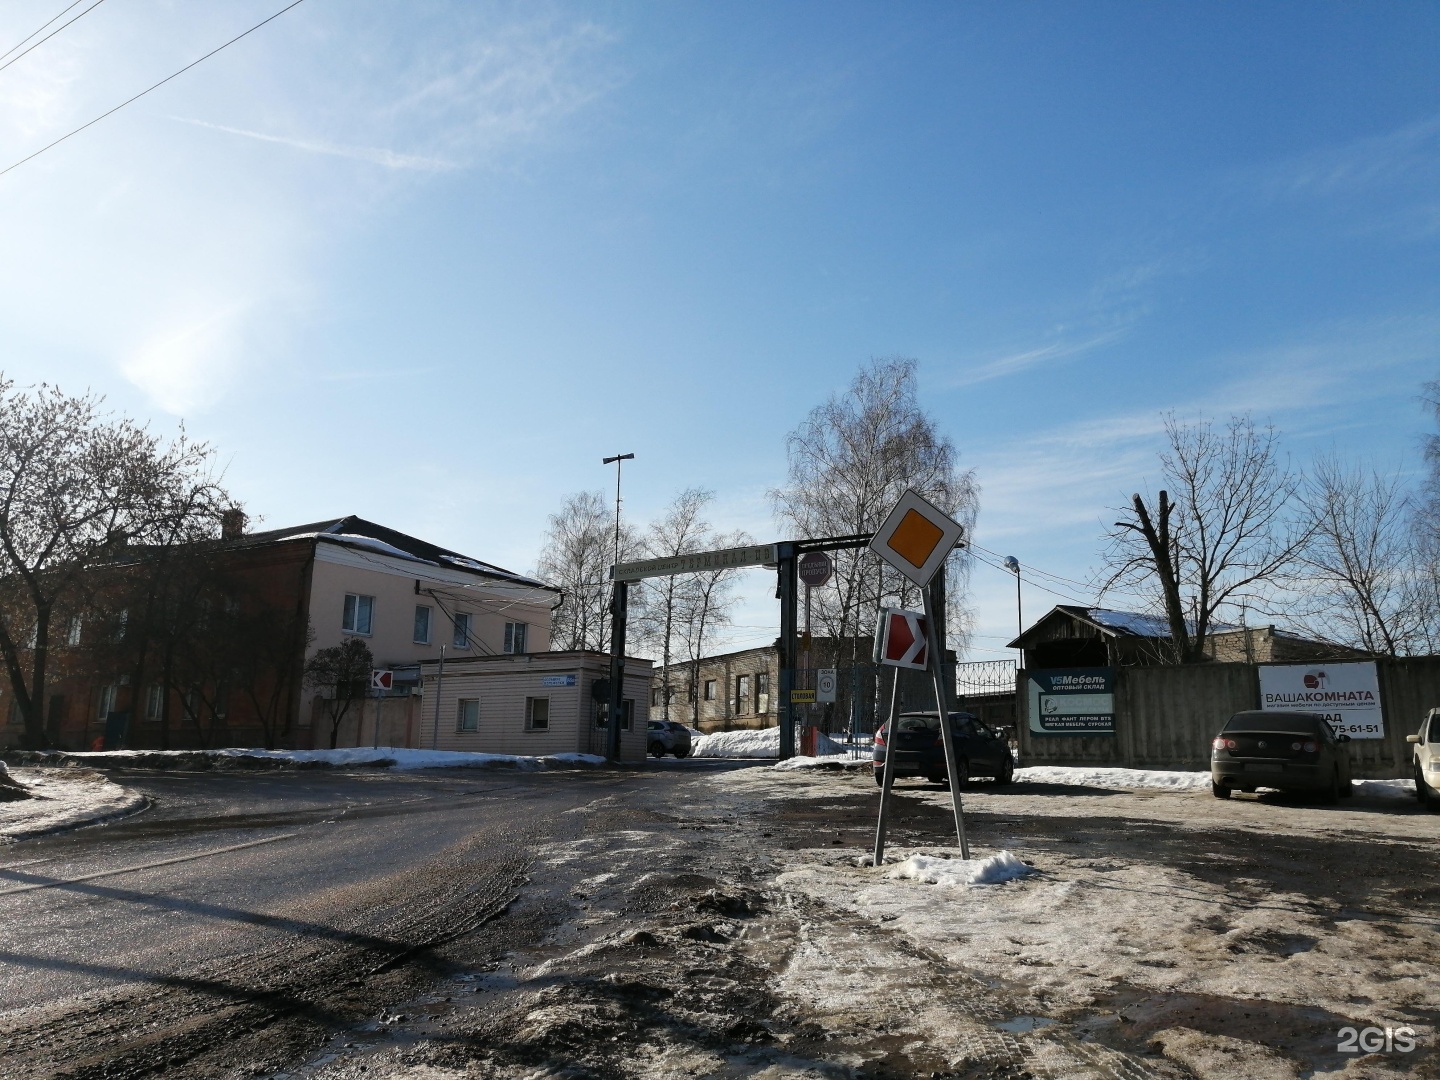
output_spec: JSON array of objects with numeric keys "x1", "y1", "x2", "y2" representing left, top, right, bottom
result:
[{"x1": 1407, "y1": 708, "x2": 1440, "y2": 810}]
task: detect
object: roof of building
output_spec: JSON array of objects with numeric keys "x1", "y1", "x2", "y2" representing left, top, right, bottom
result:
[
  {"x1": 226, "y1": 515, "x2": 555, "y2": 591},
  {"x1": 1008, "y1": 605, "x2": 1242, "y2": 649}
]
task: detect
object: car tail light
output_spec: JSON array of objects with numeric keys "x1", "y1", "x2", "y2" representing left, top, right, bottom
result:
[
  {"x1": 1303, "y1": 741, "x2": 1317, "y2": 753},
  {"x1": 875, "y1": 725, "x2": 886, "y2": 747},
  {"x1": 1291, "y1": 741, "x2": 1302, "y2": 751},
  {"x1": 1214, "y1": 737, "x2": 1237, "y2": 751},
  {"x1": 1212, "y1": 737, "x2": 1226, "y2": 750}
]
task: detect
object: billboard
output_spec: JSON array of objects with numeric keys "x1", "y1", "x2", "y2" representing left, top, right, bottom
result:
[
  {"x1": 1258, "y1": 662, "x2": 1383, "y2": 739},
  {"x1": 1026, "y1": 668, "x2": 1115, "y2": 736}
]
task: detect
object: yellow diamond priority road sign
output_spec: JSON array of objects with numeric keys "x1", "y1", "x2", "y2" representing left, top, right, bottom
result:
[{"x1": 868, "y1": 488, "x2": 965, "y2": 588}]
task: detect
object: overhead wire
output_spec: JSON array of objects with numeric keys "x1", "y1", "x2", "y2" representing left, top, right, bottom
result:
[
  {"x1": 0, "y1": 0, "x2": 88, "y2": 65},
  {"x1": 0, "y1": 0, "x2": 107, "y2": 75},
  {"x1": 0, "y1": 0, "x2": 308, "y2": 180}
]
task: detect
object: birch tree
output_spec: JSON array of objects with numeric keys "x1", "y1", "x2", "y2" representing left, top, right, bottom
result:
[
  {"x1": 535, "y1": 491, "x2": 641, "y2": 653},
  {"x1": 770, "y1": 357, "x2": 978, "y2": 666},
  {"x1": 0, "y1": 380, "x2": 225, "y2": 749}
]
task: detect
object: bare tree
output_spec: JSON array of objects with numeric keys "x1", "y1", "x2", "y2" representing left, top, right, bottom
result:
[
  {"x1": 535, "y1": 491, "x2": 641, "y2": 653},
  {"x1": 675, "y1": 529, "x2": 749, "y2": 726},
  {"x1": 1293, "y1": 457, "x2": 1416, "y2": 655},
  {"x1": 0, "y1": 380, "x2": 223, "y2": 749},
  {"x1": 1101, "y1": 414, "x2": 1307, "y2": 663},
  {"x1": 304, "y1": 638, "x2": 373, "y2": 750},
  {"x1": 770, "y1": 357, "x2": 978, "y2": 667},
  {"x1": 633, "y1": 489, "x2": 715, "y2": 721}
]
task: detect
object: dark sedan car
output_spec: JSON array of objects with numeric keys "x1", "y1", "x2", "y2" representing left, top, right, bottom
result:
[
  {"x1": 1210, "y1": 710, "x2": 1353, "y2": 802},
  {"x1": 873, "y1": 711, "x2": 1014, "y2": 787}
]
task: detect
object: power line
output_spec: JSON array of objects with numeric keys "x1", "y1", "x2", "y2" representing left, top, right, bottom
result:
[
  {"x1": 0, "y1": 0, "x2": 88, "y2": 64},
  {"x1": 0, "y1": 0, "x2": 107, "y2": 76},
  {"x1": 0, "y1": 0, "x2": 307, "y2": 180}
]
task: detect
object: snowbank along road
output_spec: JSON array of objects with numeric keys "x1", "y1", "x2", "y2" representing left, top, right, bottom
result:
[{"x1": 0, "y1": 760, "x2": 1434, "y2": 1078}]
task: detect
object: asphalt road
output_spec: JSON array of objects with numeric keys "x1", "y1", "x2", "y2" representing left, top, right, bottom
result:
[{"x1": 0, "y1": 765, "x2": 657, "y2": 1078}]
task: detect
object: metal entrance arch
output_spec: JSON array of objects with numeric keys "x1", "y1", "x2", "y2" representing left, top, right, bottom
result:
[{"x1": 606, "y1": 533, "x2": 872, "y2": 763}]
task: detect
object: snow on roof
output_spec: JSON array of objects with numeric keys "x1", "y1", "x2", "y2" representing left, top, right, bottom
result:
[
  {"x1": 325, "y1": 532, "x2": 429, "y2": 564},
  {"x1": 1083, "y1": 608, "x2": 1240, "y2": 638}
]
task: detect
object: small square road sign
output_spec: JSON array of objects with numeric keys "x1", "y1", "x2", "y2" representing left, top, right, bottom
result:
[
  {"x1": 868, "y1": 488, "x2": 965, "y2": 588},
  {"x1": 370, "y1": 669, "x2": 394, "y2": 691}
]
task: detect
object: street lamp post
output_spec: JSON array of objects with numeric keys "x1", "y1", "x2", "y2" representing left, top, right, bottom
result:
[
  {"x1": 602, "y1": 453, "x2": 634, "y2": 569},
  {"x1": 602, "y1": 453, "x2": 634, "y2": 764},
  {"x1": 1004, "y1": 555, "x2": 1022, "y2": 642}
]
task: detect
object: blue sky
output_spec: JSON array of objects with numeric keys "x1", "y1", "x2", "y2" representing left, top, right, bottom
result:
[{"x1": 2, "y1": 1, "x2": 1437, "y2": 659}]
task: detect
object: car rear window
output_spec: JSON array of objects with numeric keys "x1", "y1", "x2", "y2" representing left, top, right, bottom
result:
[
  {"x1": 896, "y1": 715, "x2": 940, "y2": 732},
  {"x1": 1222, "y1": 713, "x2": 1323, "y2": 735}
]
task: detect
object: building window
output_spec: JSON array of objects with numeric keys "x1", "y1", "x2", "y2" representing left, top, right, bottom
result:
[
  {"x1": 342, "y1": 593, "x2": 374, "y2": 635},
  {"x1": 703, "y1": 679, "x2": 716, "y2": 701},
  {"x1": 97, "y1": 685, "x2": 117, "y2": 720},
  {"x1": 452, "y1": 612, "x2": 471, "y2": 648},
  {"x1": 66, "y1": 616, "x2": 82, "y2": 646},
  {"x1": 651, "y1": 686, "x2": 660, "y2": 707},
  {"x1": 413, "y1": 605, "x2": 432, "y2": 645},
  {"x1": 756, "y1": 671, "x2": 770, "y2": 713},
  {"x1": 504, "y1": 622, "x2": 527, "y2": 654},
  {"x1": 145, "y1": 684, "x2": 163, "y2": 722},
  {"x1": 457, "y1": 699, "x2": 479, "y2": 732},
  {"x1": 526, "y1": 697, "x2": 550, "y2": 731},
  {"x1": 735, "y1": 674, "x2": 751, "y2": 714}
]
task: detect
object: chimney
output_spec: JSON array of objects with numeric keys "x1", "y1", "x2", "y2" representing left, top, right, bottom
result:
[{"x1": 221, "y1": 508, "x2": 248, "y2": 541}]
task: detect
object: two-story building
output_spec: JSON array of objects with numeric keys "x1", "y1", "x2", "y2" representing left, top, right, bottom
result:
[{"x1": 1, "y1": 515, "x2": 561, "y2": 751}]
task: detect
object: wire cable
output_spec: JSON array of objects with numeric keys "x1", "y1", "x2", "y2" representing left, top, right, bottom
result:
[
  {"x1": 0, "y1": 0, "x2": 106, "y2": 76},
  {"x1": 0, "y1": 0, "x2": 88, "y2": 64},
  {"x1": 0, "y1": 0, "x2": 307, "y2": 180}
]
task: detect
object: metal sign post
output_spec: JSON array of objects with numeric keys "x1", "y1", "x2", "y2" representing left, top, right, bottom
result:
[
  {"x1": 776, "y1": 543, "x2": 798, "y2": 760},
  {"x1": 606, "y1": 580, "x2": 628, "y2": 763},
  {"x1": 871, "y1": 671, "x2": 902, "y2": 869},
  {"x1": 924, "y1": 570, "x2": 968, "y2": 858},
  {"x1": 868, "y1": 489, "x2": 969, "y2": 859}
]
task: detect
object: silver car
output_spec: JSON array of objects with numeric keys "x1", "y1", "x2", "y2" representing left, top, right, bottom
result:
[{"x1": 646, "y1": 720, "x2": 692, "y2": 759}]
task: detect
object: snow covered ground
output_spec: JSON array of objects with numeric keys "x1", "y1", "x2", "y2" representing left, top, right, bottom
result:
[
  {"x1": 11, "y1": 747, "x2": 607, "y2": 772},
  {"x1": 0, "y1": 768, "x2": 146, "y2": 843}
]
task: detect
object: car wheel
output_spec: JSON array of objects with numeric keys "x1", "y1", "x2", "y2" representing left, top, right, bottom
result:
[
  {"x1": 1417, "y1": 764, "x2": 1438, "y2": 810},
  {"x1": 647, "y1": 742, "x2": 664, "y2": 758},
  {"x1": 1320, "y1": 769, "x2": 1340, "y2": 805},
  {"x1": 1211, "y1": 781, "x2": 1232, "y2": 799},
  {"x1": 926, "y1": 773, "x2": 946, "y2": 786},
  {"x1": 949, "y1": 758, "x2": 970, "y2": 791},
  {"x1": 673, "y1": 746, "x2": 690, "y2": 759},
  {"x1": 874, "y1": 771, "x2": 885, "y2": 788},
  {"x1": 994, "y1": 756, "x2": 1014, "y2": 786},
  {"x1": 1340, "y1": 775, "x2": 1354, "y2": 798}
]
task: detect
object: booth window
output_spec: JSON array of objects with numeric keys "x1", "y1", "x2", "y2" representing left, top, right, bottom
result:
[
  {"x1": 526, "y1": 697, "x2": 549, "y2": 731},
  {"x1": 457, "y1": 699, "x2": 479, "y2": 732}
]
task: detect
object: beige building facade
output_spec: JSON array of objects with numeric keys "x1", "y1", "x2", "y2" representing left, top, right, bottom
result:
[{"x1": 416, "y1": 651, "x2": 650, "y2": 761}]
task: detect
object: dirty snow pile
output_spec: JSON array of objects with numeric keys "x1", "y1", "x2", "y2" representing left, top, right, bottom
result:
[
  {"x1": 886, "y1": 850, "x2": 1036, "y2": 887},
  {"x1": 54, "y1": 747, "x2": 606, "y2": 771},
  {"x1": 691, "y1": 728, "x2": 781, "y2": 758},
  {"x1": 1015, "y1": 765, "x2": 1213, "y2": 791},
  {"x1": 209, "y1": 747, "x2": 607, "y2": 771},
  {"x1": 0, "y1": 768, "x2": 145, "y2": 842},
  {"x1": 693, "y1": 727, "x2": 854, "y2": 760},
  {"x1": 1015, "y1": 764, "x2": 1416, "y2": 798}
]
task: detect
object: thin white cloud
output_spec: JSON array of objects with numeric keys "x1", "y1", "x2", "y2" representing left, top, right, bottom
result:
[
  {"x1": 1247, "y1": 112, "x2": 1440, "y2": 199},
  {"x1": 948, "y1": 328, "x2": 1129, "y2": 388},
  {"x1": 122, "y1": 304, "x2": 251, "y2": 415},
  {"x1": 172, "y1": 118, "x2": 457, "y2": 172}
]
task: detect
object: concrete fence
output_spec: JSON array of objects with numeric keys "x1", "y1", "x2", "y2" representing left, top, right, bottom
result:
[{"x1": 1016, "y1": 658, "x2": 1440, "y2": 779}]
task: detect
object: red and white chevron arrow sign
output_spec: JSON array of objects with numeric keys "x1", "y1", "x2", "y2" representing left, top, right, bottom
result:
[{"x1": 874, "y1": 607, "x2": 928, "y2": 670}]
